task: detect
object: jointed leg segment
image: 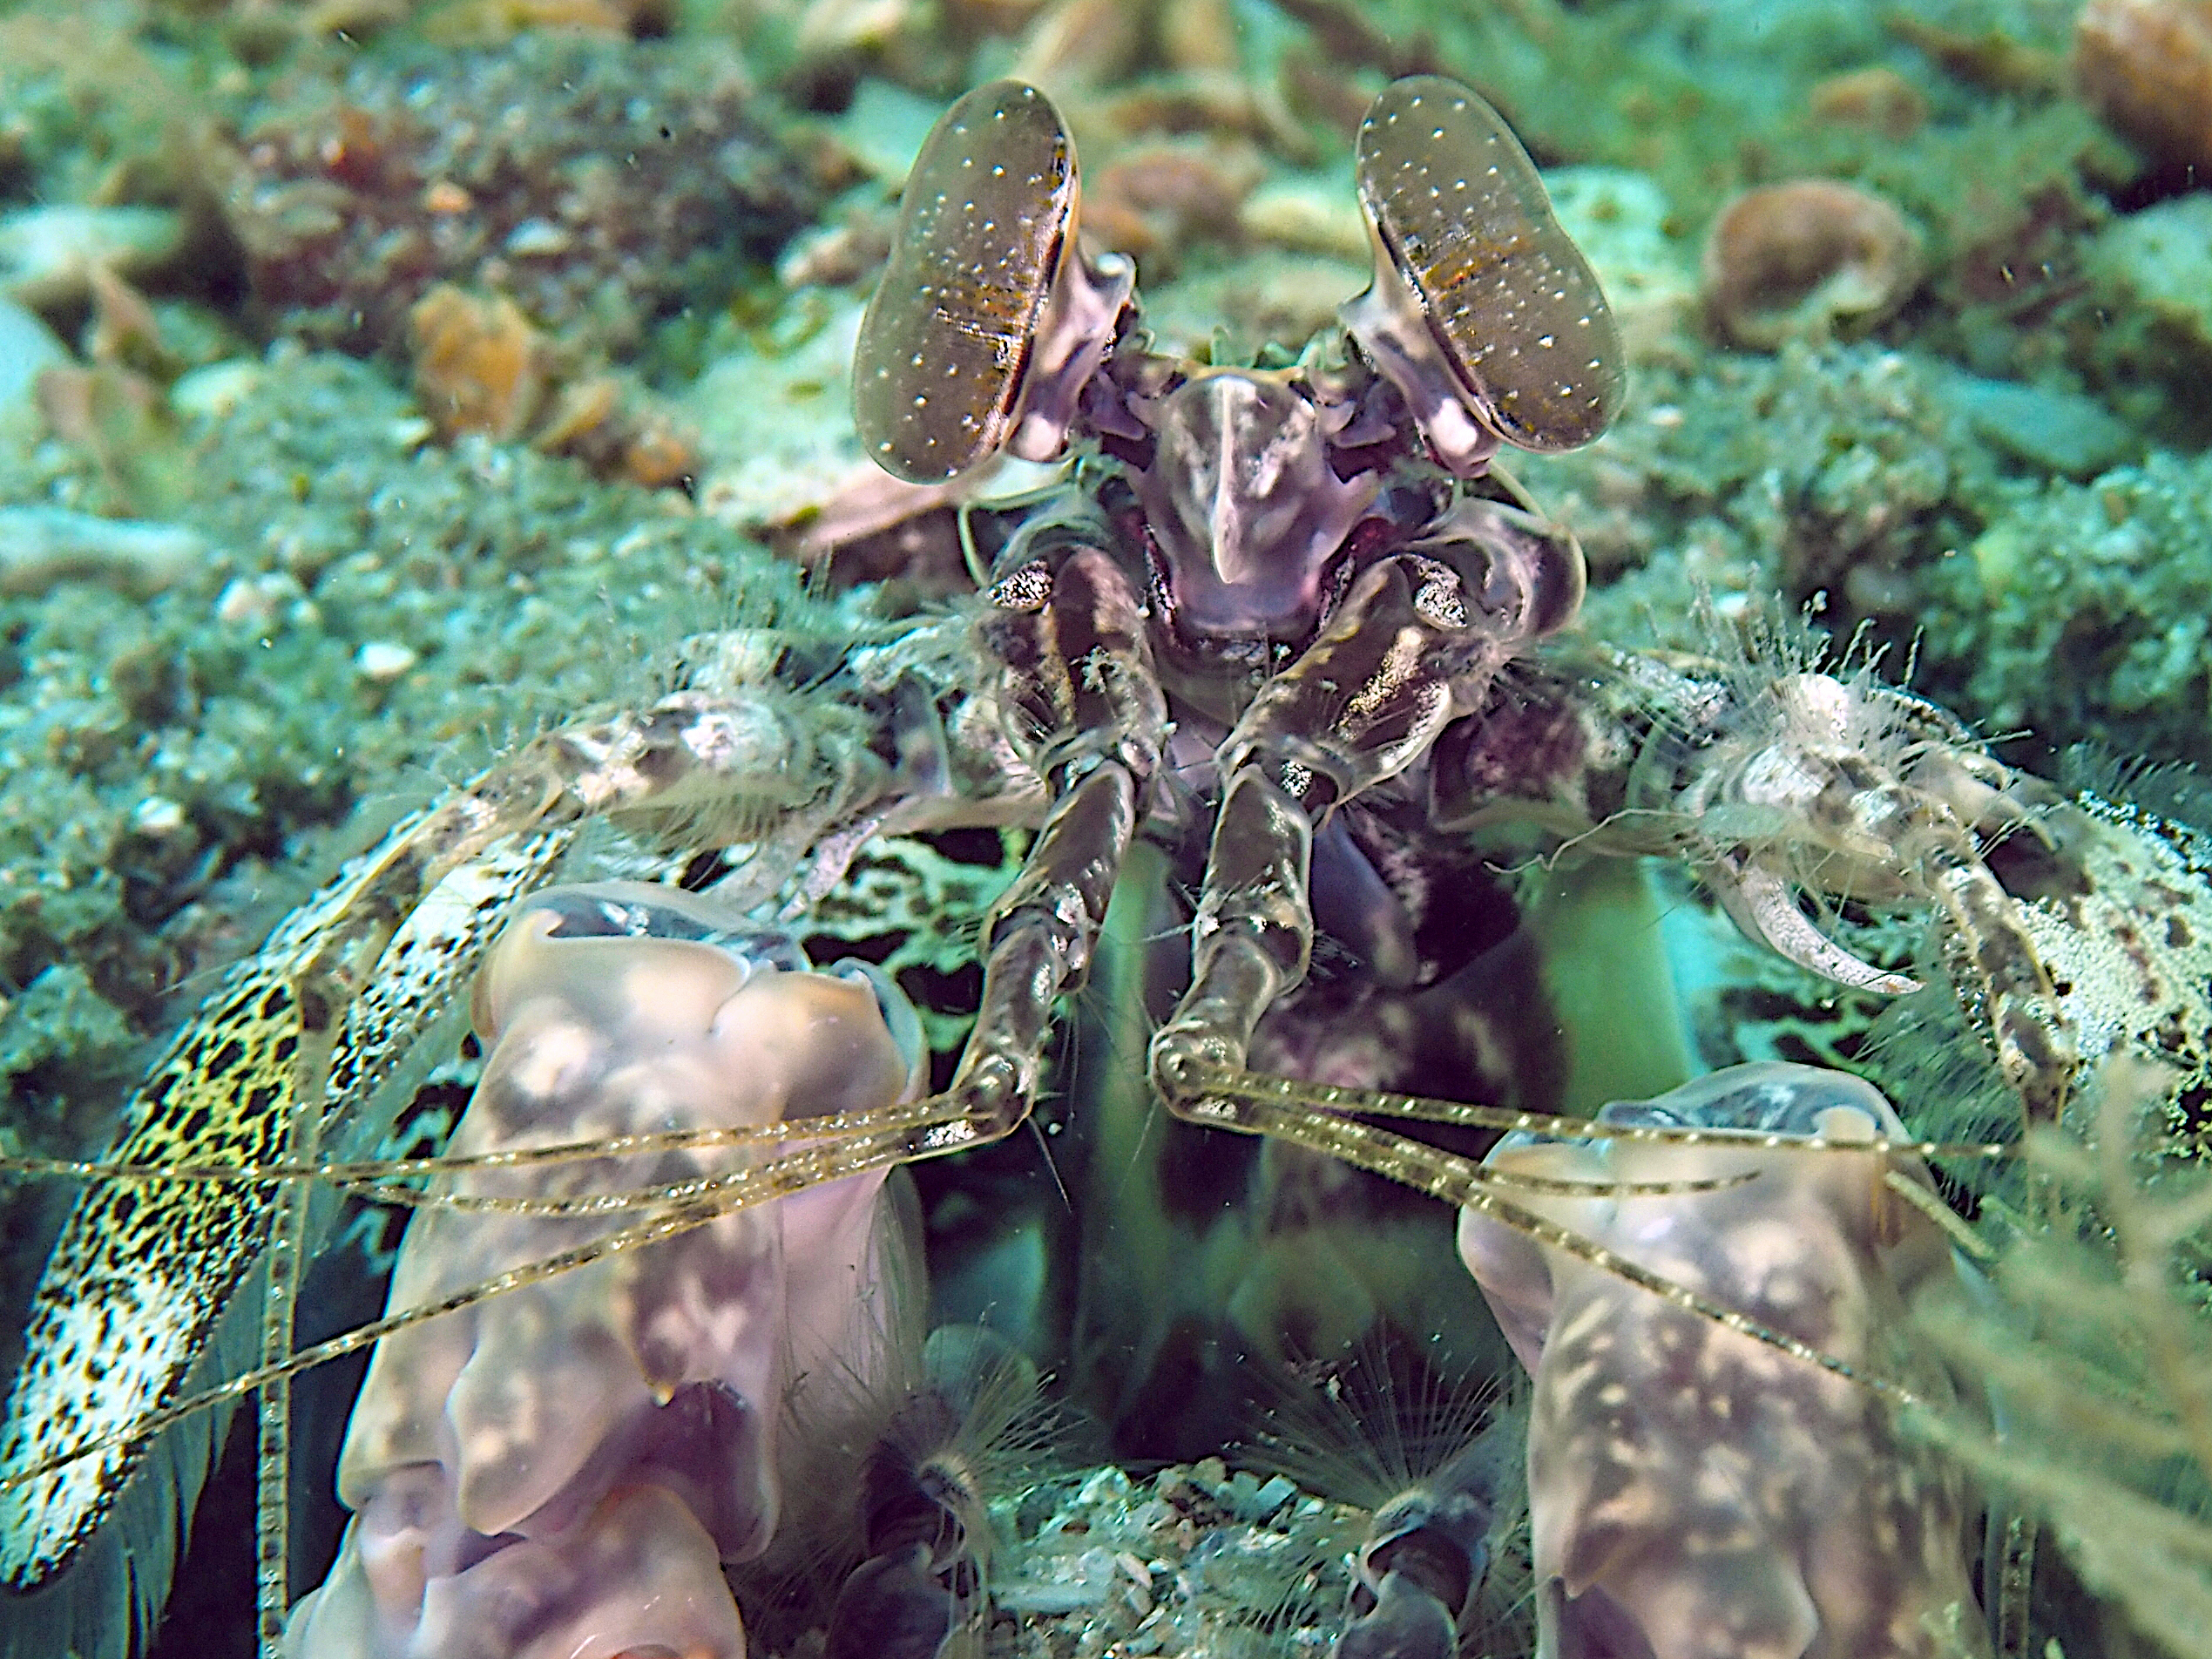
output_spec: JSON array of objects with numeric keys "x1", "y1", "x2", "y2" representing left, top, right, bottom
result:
[
  {"x1": 944, "y1": 531, "x2": 1167, "y2": 1141},
  {"x1": 1152, "y1": 545, "x2": 1567, "y2": 1108}
]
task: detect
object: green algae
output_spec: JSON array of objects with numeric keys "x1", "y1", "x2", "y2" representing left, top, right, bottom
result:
[
  {"x1": 0, "y1": 346, "x2": 813, "y2": 1162},
  {"x1": 1929, "y1": 450, "x2": 2212, "y2": 768}
]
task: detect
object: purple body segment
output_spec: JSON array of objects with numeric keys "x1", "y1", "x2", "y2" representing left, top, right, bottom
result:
[
  {"x1": 1458, "y1": 1063, "x2": 1988, "y2": 1659},
  {"x1": 286, "y1": 884, "x2": 923, "y2": 1659}
]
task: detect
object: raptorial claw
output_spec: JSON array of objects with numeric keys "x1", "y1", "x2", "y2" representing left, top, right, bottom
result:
[
  {"x1": 1706, "y1": 849, "x2": 1925, "y2": 997},
  {"x1": 287, "y1": 883, "x2": 930, "y2": 1659}
]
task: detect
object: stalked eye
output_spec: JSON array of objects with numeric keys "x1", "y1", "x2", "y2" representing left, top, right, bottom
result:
[
  {"x1": 852, "y1": 81, "x2": 1078, "y2": 484},
  {"x1": 1353, "y1": 77, "x2": 1622, "y2": 453}
]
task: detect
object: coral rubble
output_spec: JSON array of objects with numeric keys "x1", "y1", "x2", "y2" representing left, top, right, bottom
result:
[
  {"x1": 1701, "y1": 179, "x2": 1925, "y2": 350},
  {"x1": 223, "y1": 33, "x2": 816, "y2": 358}
]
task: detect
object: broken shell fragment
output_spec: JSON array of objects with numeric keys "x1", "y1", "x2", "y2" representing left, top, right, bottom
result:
[
  {"x1": 408, "y1": 284, "x2": 548, "y2": 442},
  {"x1": 2075, "y1": 0, "x2": 2212, "y2": 175},
  {"x1": 1701, "y1": 179, "x2": 1925, "y2": 350},
  {"x1": 1341, "y1": 76, "x2": 1624, "y2": 468}
]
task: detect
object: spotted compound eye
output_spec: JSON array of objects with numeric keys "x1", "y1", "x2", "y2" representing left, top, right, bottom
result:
[
  {"x1": 1355, "y1": 77, "x2": 1622, "y2": 452},
  {"x1": 853, "y1": 81, "x2": 1077, "y2": 484}
]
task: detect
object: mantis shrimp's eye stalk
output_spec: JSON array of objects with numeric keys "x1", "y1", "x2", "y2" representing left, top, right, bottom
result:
[
  {"x1": 853, "y1": 80, "x2": 1132, "y2": 484},
  {"x1": 1341, "y1": 77, "x2": 1624, "y2": 472}
]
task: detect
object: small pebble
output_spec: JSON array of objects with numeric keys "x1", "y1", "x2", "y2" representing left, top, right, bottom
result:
[
  {"x1": 503, "y1": 219, "x2": 572, "y2": 257},
  {"x1": 215, "y1": 572, "x2": 302, "y2": 627},
  {"x1": 0, "y1": 506, "x2": 206, "y2": 596},
  {"x1": 355, "y1": 640, "x2": 419, "y2": 681},
  {"x1": 1247, "y1": 1474, "x2": 1297, "y2": 1519},
  {"x1": 129, "y1": 796, "x2": 186, "y2": 837},
  {"x1": 170, "y1": 360, "x2": 266, "y2": 423}
]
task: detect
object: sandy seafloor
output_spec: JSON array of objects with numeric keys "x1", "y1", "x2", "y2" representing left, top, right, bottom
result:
[{"x1": 2, "y1": 0, "x2": 2211, "y2": 1653}]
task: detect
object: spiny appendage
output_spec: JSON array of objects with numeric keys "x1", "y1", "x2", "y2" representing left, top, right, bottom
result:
[
  {"x1": 319, "y1": 832, "x2": 575, "y2": 1138},
  {"x1": 0, "y1": 816, "x2": 568, "y2": 1586},
  {"x1": 0, "y1": 747, "x2": 619, "y2": 1582},
  {"x1": 1914, "y1": 818, "x2": 2075, "y2": 1126},
  {"x1": 0, "y1": 659, "x2": 937, "y2": 1579},
  {"x1": 0, "y1": 952, "x2": 303, "y2": 1585},
  {"x1": 0, "y1": 987, "x2": 968, "y2": 1573},
  {"x1": 0, "y1": 816, "x2": 420, "y2": 1588},
  {"x1": 1593, "y1": 652, "x2": 2080, "y2": 1128},
  {"x1": 1747, "y1": 758, "x2": 2078, "y2": 1127},
  {"x1": 0, "y1": 396, "x2": 910, "y2": 1594}
]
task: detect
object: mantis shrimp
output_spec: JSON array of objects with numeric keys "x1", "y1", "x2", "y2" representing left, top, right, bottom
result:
[{"x1": 3, "y1": 68, "x2": 2207, "y2": 1659}]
